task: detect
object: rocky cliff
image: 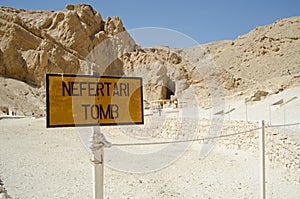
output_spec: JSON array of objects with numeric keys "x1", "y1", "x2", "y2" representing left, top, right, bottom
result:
[
  {"x1": 0, "y1": 4, "x2": 299, "y2": 115},
  {"x1": 0, "y1": 4, "x2": 135, "y2": 86},
  {"x1": 120, "y1": 16, "x2": 300, "y2": 103}
]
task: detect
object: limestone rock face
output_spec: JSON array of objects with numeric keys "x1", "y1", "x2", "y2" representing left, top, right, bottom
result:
[
  {"x1": 0, "y1": 4, "x2": 135, "y2": 86},
  {"x1": 0, "y1": 4, "x2": 299, "y2": 114},
  {"x1": 104, "y1": 16, "x2": 125, "y2": 35},
  {"x1": 201, "y1": 16, "x2": 300, "y2": 95},
  {"x1": 119, "y1": 16, "x2": 300, "y2": 105},
  {"x1": 122, "y1": 47, "x2": 186, "y2": 101}
]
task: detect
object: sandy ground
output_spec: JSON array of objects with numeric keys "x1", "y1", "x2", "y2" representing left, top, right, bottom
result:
[{"x1": 0, "y1": 117, "x2": 299, "y2": 199}]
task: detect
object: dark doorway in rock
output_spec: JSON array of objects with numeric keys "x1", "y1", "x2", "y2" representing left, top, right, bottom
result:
[{"x1": 163, "y1": 79, "x2": 175, "y2": 100}]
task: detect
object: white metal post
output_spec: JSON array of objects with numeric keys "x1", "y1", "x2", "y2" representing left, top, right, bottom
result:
[
  {"x1": 259, "y1": 120, "x2": 266, "y2": 199},
  {"x1": 244, "y1": 99, "x2": 249, "y2": 122},
  {"x1": 283, "y1": 104, "x2": 286, "y2": 132},
  {"x1": 245, "y1": 103, "x2": 248, "y2": 122},
  {"x1": 228, "y1": 104, "x2": 231, "y2": 121},
  {"x1": 90, "y1": 127, "x2": 111, "y2": 199},
  {"x1": 89, "y1": 67, "x2": 104, "y2": 199},
  {"x1": 269, "y1": 105, "x2": 271, "y2": 125},
  {"x1": 92, "y1": 149, "x2": 104, "y2": 199}
]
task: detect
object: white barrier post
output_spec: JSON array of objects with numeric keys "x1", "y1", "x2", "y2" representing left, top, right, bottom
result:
[
  {"x1": 92, "y1": 151, "x2": 104, "y2": 199},
  {"x1": 90, "y1": 127, "x2": 111, "y2": 199},
  {"x1": 88, "y1": 67, "x2": 104, "y2": 199},
  {"x1": 245, "y1": 103, "x2": 248, "y2": 122},
  {"x1": 268, "y1": 105, "x2": 271, "y2": 125},
  {"x1": 283, "y1": 104, "x2": 286, "y2": 132},
  {"x1": 244, "y1": 99, "x2": 249, "y2": 122},
  {"x1": 259, "y1": 120, "x2": 266, "y2": 199},
  {"x1": 228, "y1": 104, "x2": 231, "y2": 121}
]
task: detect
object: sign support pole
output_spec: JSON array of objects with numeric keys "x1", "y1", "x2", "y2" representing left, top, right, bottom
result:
[
  {"x1": 46, "y1": 73, "x2": 143, "y2": 197},
  {"x1": 91, "y1": 152, "x2": 103, "y2": 199},
  {"x1": 90, "y1": 127, "x2": 111, "y2": 199},
  {"x1": 259, "y1": 120, "x2": 266, "y2": 199},
  {"x1": 88, "y1": 68, "x2": 111, "y2": 199}
]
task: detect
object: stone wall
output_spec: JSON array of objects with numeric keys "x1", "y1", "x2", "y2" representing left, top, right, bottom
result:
[
  {"x1": 264, "y1": 127, "x2": 300, "y2": 183},
  {"x1": 213, "y1": 120, "x2": 299, "y2": 183}
]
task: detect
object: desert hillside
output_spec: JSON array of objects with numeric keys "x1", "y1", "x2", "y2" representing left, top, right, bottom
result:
[
  {"x1": 0, "y1": 4, "x2": 300, "y2": 199},
  {"x1": 120, "y1": 16, "x2": 300, "y2": 102},
  {"x1": 203, "y1": 16, "x2": 300, "y2": 94},
  {"x1": 0, "y1": 4, "x2": 299, "y2": 115}
]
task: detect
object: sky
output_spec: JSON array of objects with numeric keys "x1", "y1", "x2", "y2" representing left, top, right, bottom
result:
[{"x1": 1, "y1": 0, "x2": 300, "y2": 47}]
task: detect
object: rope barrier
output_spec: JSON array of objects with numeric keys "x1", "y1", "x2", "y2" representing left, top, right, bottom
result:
[
  {"x1": 110, "y1": 121, "x2": 300, "y2": 147},
  {"x1": 266, "y1": 122, "x2": 300, "y2": 128},
  {"x1": 111, "y1": 127, "x2": 262, "y2": 147}
]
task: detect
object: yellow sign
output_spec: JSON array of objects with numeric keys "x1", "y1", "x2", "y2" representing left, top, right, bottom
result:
[{"x1": 46, "y1": 74, "x2": 144, "y2": 128}]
